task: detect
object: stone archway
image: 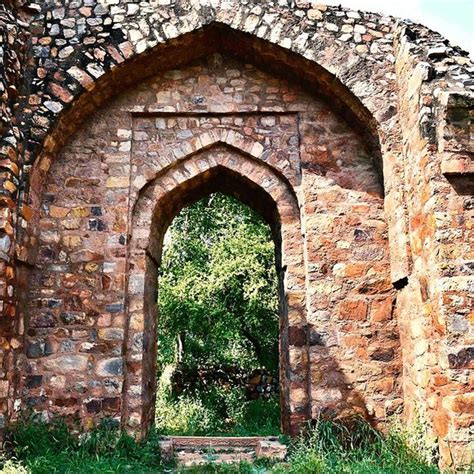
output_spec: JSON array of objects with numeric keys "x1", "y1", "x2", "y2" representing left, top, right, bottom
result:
[
  {"x1": 1, "y1": 1, "x2": 472, "y2": 468},
  {"x1": 124, "y1": 144, "x2": 307, "y2": 436},
  {"x1": 19, "y1": 46, "x2": 398, "y2": 438}
]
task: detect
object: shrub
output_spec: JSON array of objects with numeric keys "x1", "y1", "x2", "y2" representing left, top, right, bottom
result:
[
  {"x1": 0, "y1": 455, "x2": 29, "y2": 474},
  {"x1": 155, "y1": 375, "x2": 281, "y2": 436},
  {"x1": 157, "y1": 192, "x2": 279, "y2": 375}
]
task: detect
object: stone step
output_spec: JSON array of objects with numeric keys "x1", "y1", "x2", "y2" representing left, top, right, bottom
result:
[
  {"x1": 178, "y1": 446, "x2": 255, "y2": 454},
  {"x1": 160, "y1": 435, "x2": 287, "y2": 467},
  {"x1": 176, "y1": 450, "x2": 255, "y2": 467},
  {"x1": 167, "y1": 435, "x2": 274, "y2": 448}
]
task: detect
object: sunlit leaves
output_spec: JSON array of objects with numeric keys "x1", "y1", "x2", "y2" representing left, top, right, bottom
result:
[{"x1": 157, "y1": 193, "x2": 279, "y2": 373}]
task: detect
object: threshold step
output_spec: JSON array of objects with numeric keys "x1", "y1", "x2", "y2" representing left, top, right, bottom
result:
[
  {"x1": 176, "y1": 450, "x2": 255, "y2": 467},
  {"x1": 160, "y1": 436, "x2": 287, "y2": 467}
]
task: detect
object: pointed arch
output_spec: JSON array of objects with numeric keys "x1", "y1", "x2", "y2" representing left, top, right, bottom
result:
[
  {"x1": 130, "y1": 129, "x2": 300, "y2": 213},
  {"x1": 27, "y1": 19, "x2": 408, "y2": 286},
  {"x1": 123, "y1": 144, "x2": 308, "y2": 435}
]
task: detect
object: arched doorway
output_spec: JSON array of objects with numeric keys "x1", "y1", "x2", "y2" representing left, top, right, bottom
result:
[
  {"x1": 124, "y1": 145, "x2": 308, "y2": 436},
  {"x1": 154, "y1": 190, "x2": 280, "y2": 435}
]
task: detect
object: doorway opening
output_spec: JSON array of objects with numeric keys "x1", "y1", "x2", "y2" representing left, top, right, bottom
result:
[
  {"x1": 154, "y1": 192, "x2": 281, "y2": 436},
  {"x1": 125, "y1": 150, "x2": 307, "y2": 436}
]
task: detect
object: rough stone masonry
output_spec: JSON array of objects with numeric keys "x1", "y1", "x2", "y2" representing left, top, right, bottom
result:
[{"x1": 0, "y1": 0, "x2": 472, "y2": 470}]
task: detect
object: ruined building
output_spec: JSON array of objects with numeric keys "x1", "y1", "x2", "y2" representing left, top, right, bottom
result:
[{"x1": 0, "y1": 0, "x2": 472, "y2": 469}]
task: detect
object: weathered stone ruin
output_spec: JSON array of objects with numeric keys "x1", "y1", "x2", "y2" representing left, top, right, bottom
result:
[{"x1": 0, "y1": 0, "x2": 472, "y2": 469}]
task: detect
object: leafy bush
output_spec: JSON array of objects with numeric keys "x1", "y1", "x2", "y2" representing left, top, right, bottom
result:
[
  {"x1": 158, "y1": 192, "x2": 279, "y2": 374},
  {"x1": 0, "y1": 455, "x2": 29, "y2": 474}
]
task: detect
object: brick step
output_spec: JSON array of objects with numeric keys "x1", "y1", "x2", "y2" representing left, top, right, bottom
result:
[{"x1": 160, "y1": 436, "x2": 287, "y2": 467}]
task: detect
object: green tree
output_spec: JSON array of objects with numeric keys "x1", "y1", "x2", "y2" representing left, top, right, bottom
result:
[{"x1": 157, "y1": 192, "x2": 279, "y2": 374}]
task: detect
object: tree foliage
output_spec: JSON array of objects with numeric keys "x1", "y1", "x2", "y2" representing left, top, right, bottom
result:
[{"x1": 157, "y1": 192, "x2": 279, "y2": 374}]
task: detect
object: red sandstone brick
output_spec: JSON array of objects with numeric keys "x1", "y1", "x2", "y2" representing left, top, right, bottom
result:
[
  {"x1": 370, "y1": 297, "x2": 394, "y2": 322},
  {"x1": 338, "y1": 300, "x2": 368, "y2": 321},
  {"x1": 433, "y1": 410, "x2": 450, "y2": 437}
]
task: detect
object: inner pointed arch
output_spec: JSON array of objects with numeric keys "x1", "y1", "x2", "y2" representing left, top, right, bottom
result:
[{"x1": 132, "y1": 142, "x2": 300, "y2": 233}]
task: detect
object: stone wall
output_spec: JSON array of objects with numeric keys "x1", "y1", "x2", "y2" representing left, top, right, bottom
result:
[
  {"x1": 394, "y1": 22, "x2": 474, "y2": 467},
  {"x1": 0, "y1": 0, "x2": 30, "y2": 431},
  {"x1": 0, "y1": 0, "x2": 472, "y2": 469},
  {"x1": 23, "y1": 54, "x2": 398, "y2": 435}
]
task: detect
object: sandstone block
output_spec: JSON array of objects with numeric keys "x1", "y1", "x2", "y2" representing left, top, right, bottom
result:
[
  {"x1": 338, "y1": 300, "x2": 368, "y2": 321},
  {"x1": 106, "y1": 176, "x2": 130, "y2": 188},
  {"x1": 256, "y1": 440, "x2": 287, "y2": 460}
]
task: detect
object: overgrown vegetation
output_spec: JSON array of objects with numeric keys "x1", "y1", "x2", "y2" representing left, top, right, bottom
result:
[
  {"x1": 177, "y1": 418, "x2": 441, "y2": 473},
  {"x1": 155, "y1": 379, "x2": 280, "y2": 436},
  {"x1": 272, "y1": 418, "x2": 440, "y2": 474},
  {"x1": 2, "y1": 416, "x2": 442, "y2": 473},
  {"x1": 158, "y1": 192, "x2": 279, "y2": 372},
  {"x1": 3, "y1": 417, "x2": 163, "y2": 473},
  {"x1": 156, "y1": 193, "x2": 281, "y2": 436}
]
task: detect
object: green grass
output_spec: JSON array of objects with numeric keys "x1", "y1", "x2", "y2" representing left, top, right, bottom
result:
[
  {"x1": 274, "y1": 418, "x2": 441, "y2": 474},
  {"x1": 155, "y1": 393, "x2": 281, "y2": 437},
  {"x1": 1, "y1": 415, "x2": 444, "y2": 473},
  {"x1": 3, "y1": 417, "x2": 165, "y2": 473}
]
